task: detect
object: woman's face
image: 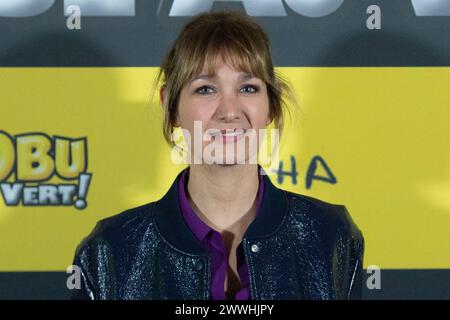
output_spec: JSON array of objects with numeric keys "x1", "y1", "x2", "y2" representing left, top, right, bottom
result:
[{"x1": 175, "y1": 56, "x2": 271, "y2": 165}]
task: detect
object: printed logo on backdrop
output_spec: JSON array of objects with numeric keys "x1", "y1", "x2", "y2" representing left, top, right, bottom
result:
[
  {"x1": 0, "y1": 131, "x2": 92, "y2": 210},
  {"x1": 0, "y1": 0, "x2": 448, "y2": 17}
]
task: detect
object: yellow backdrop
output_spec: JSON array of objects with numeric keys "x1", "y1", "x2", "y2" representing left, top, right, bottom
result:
[{"x1": 0, "y1": 67, "x2": 449, "y2": 271}]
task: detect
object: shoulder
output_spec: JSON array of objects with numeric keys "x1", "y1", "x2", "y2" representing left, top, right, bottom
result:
[
  {"x1": 74, "y1": 201, "x2": 157, "y2": 255},
  {"x1": 283, "y1": 190, "x2": 363, "y2": 243}
]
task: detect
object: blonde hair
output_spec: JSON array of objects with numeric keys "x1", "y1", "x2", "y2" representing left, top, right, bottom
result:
[{"x1": 152, "y1": 9, "x2": 298, "y2": 147}]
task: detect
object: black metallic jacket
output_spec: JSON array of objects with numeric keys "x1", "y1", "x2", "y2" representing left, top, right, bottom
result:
[{"x1": 72, "y1": 169, "x2": 364, "y2": 300}]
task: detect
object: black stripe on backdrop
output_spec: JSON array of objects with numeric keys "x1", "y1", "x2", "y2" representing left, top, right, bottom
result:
[
  {"x1": 0, "y1": 0, "x2": 449, "y2": 67},
  {"x1": 0, "y1": 270, "x2": 449, "y2": 300}
]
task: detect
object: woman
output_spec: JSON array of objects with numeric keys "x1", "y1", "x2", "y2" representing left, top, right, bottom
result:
[{"x1": 72, "y1": 10, "x2": 364, "y2": 300}]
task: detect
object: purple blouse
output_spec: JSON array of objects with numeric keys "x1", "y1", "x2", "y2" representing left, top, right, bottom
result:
[{"x1": 178, "y1": 167, "x2": 265, "y2": 300}]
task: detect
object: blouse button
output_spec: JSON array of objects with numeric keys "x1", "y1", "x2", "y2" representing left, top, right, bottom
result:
[{"x1": 251, "y1": 244, "x2": 260, "y2": 253}]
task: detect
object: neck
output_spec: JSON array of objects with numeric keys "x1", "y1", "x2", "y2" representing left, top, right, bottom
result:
[{"x1": 186, "y1": 163, "x2": 260, "y2": 237}]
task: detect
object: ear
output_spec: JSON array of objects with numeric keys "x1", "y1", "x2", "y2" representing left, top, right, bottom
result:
[
  {"x1": 159, "y1": 85, "x2": 166, "y2": 108},
  {"x1": 174, "y1": 114, "x2": 180, "y2": 128},
  {"x1": 161, "y1": 85, "x2": 181, "y2": 127}
]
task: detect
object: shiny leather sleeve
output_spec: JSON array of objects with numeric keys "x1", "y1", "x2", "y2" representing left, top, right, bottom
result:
[
  {"x1": 334, "y1": 205, "x2": 365, "y2": 300},
  {"x1": 70, "y1": 222, "x2": 116, "y2": 300},
  {"x1": 71, "y1": 244, "x2": 94, "y2": 300}
]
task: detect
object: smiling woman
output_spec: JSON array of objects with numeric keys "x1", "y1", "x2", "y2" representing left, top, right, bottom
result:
[
  {"x1": 72, "y1": 9, "x2": 364, "y2": 300},
  {"x1": 167, "y1": 58, "x2": 276, "y2": 166}
]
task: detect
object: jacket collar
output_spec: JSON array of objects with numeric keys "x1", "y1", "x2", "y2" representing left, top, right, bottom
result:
[{"x1": 154, "y1": 165, "x2": 288, "y2": 256}]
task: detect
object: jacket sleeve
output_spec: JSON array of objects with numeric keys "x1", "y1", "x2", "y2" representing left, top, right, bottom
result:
[
  {"x1": 70, "y1": 241, "x2": 96, "y2": 300},
  {"x1": 334, "y1": 205, "x2": 365, "y2": 300},
  {"x1": 348, "y1": 228, "x2": 365, "y2": 300},
  {"x1": 70, "y1": 222, "x2": 115, "y2": 300}
]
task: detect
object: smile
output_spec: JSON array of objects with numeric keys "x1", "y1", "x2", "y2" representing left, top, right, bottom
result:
[{"x1": 210, "y1": 128, "x2": 248, "y2": 143}]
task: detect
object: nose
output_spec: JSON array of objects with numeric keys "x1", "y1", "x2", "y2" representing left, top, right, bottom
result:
[{"x1": 215, "y1": 90, "x2": 243, "y2": 122}]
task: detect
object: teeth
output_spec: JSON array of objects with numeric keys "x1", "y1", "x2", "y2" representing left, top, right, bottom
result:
[
  {"x1": 222, "y1": 132, "x2": 242, "y2": 136},
  {"x1": 210, "y1": 128, "x2": 246, "y2": 136}
]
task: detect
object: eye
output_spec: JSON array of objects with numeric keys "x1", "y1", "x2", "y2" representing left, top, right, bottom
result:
[
  {"x1": 194, "y1": 84, "x2": 260, "y2": 95},
  {"x1": 240, "y1": 85, "x2": 260, "y2": 94},
  {"x1": 195, "y1": 86, "x2": 215, "y2": 95}
]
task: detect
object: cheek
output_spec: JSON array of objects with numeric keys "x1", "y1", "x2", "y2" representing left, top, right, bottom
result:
[
  {"x1": 177, "y1": 103, "x2": 215, "y2": 135},
  {"x1": 185, "y1": 104, "x2": 217, "y2": 131},
  {"x1": 247, "y1": 101, "x2": 270, "y2": 128},
  {"x1": 192, "y1": 105, "x2": 214, "y2": 120}
]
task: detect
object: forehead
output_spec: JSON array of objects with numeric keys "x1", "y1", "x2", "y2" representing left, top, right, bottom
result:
[
  {"x1": 200, "y1": 49, "x2": 257, "y2": 73},
  {"x1": 201, "y1": 53, "x2": 243, "y2": 71},
  {"x1": 190, "y1": 54, "x2": 259, "y2": 81},
  {"x1": 189, "y1": 72, "x2": 254, "y2": 85}
]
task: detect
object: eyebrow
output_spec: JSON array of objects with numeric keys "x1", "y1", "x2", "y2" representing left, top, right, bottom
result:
[{"x1": 189, "y1": 73, "x2": 254, "y2": 83}]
